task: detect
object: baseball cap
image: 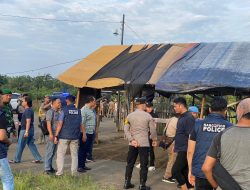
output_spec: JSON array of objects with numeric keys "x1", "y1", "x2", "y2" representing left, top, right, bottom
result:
[
  {"x1": 2, "y1": 89, "x2": 12, "y2": 95},
  {"x1": 188, "y1": 106, "x2": 199, "y2": 113},
  {"x1": 236, "y1": 98, "x2": 250, "y2": 121},
  {"x1": 66, "y1": 94, "x2": 76, "y2": 102},
  {"x1": 134, "y1": 97, "x2": 146, "y2": 105}
]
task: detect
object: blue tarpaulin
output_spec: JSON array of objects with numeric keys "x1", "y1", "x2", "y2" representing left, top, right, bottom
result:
[{"x1": 155, "y1": 42, "x2": 250, "y2": 94}]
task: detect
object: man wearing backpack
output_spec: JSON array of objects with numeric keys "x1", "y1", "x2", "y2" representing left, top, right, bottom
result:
[
  {"x1": 202, "y1": 98, "x2": 250, "y2": 190},
  {"x1": 44, "y1": 97, "x2": 61, "y2": 175},
  {"x1": 187, "y1": 97, "x2": 232, "y2": 190}
]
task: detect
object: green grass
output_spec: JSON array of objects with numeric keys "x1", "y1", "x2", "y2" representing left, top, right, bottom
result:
[{"x1": 10, "y1": 172, "x2": 115, "y2": 190}]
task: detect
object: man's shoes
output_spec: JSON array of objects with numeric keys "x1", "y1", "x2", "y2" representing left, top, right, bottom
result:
[
  {"x1": 77, "y1": 168, "x2": 86, "y2": 173},
  {"x1": 148, "y1": 166, "x2": 155, "y2": 171},
  {"x1": 83, "y1": 166, "x2": 91, "y2": 170},
  {"x1": 123, "y1": 180, "x2": 134, "y2": 189},
  {"x1": 86, "y1": 159, "x2": 95, "y2": 163},
  {"x1": 139, "y1": 185, "x2": 151, "y2": 190},
  {"x1": 50, "y1": 168, "x2": 56, "y2": 173},
  {"x1": 162, "y1": 177, "x2": 175, "y2": 184},
  {"x1": 44, "y1": 170, "x2": 53, "y2": 175}
]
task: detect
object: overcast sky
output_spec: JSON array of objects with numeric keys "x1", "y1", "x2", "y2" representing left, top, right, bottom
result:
[{"x1": 1, "y1": 0, "x2": 250, "y2": 77}]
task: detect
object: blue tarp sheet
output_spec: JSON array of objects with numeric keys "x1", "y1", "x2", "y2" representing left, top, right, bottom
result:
[{"x1": 155, "y1": 42, "x2": 250, "y2": 93}]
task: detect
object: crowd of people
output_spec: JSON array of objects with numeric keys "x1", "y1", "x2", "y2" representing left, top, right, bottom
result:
[
  {"x1": 0, "y1": 88, "x2": 250, "y2": 190},
  {"x1": 0, "y1": 89, "x2": 98, "y2": 190},
  {"x1": 123, "y1": 96, "x2": 250, "y2": 190}
]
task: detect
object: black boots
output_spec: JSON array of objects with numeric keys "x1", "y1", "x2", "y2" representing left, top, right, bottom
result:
[
  {"x1": 139, "y1": 184, "x2": 151, "y2": 190},
  {"x1": 124, "y1": 179, "x2": 135, "y2": 189}
]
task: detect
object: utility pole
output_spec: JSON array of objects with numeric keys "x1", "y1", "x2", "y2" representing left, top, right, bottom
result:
[
  {"x1": 121, "y1": 14, "x2": 125, "y2": 45},
  {"x1": 116, "y1": 14, "x2": 125, "y2": 130}
]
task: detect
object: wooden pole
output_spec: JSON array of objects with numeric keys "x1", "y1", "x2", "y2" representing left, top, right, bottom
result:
[
  {"x1": 76, "y1": 88, "x2": 80, "y2": 108},
  {"x1": 200, "y1": 95, "x2": 205, "y2": 119}
]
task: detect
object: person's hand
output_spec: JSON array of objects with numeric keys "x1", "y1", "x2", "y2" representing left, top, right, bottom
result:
[
  {"x1": 54, "y1": 136, "x2": 58, "y2": 144},
  {"x1": 152, "y1": 140, "x2": 158, "y2": 147},
  {"x1": 49, "y1": 134, "x2": 54, "y2": 142},
  {"x1": 188, "y1": 171, "x2": 195, "y2": 186},
  {"x1": 6, "y1": 139, "x2": 12, "y2": 146},
  {"x1": 82, "y1": 133, "x2": 87, "y2": 142},
  {"x1": 131, "y1": 140, "x2": 139, "y2": 147},
  {"x1": 24, "y1": 131, "x2": 29, "y2": 138}
]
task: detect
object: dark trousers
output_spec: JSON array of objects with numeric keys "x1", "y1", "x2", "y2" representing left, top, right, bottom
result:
[
  {"x1": 149, "y1": 139, "x2": 155, "y2": 166},
  {"x1": 78, "y1": 133, "x2": 95, "y2": 168},
  {"x1": 125, "y1": 146, "x2": 149, "y2": 184},
  {"x1": 86, "y1": 133, "x2": 95, "y2": 160},
  {"x1": 195, "y1": 177, "x2": 213, "y2": 190},
  {"x1": 172, "y1": 151, "x2": 193, "y2": 188}
]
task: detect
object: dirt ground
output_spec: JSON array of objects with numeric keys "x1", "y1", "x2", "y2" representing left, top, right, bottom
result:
[{"x1": 8, "y1": 117, "x2": 178, "y2": 190}]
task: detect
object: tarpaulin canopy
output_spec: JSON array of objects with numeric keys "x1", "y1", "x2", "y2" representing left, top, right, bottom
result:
[
  {"x1": 58, "y1": 43, "x2": 196, "y2": 89},
  {"x1": 155, "y1": 42, "x2": 250, "y2": 94}
]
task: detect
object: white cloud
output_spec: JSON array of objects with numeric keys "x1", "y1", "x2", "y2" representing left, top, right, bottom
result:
[{"x1": 1, "y1": 0, "x2": 250, "y2": 76}]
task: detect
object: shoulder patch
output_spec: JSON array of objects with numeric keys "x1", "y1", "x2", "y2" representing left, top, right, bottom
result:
[{"x1": 124, "y1": 118, "x2": 130, "y2": 125}]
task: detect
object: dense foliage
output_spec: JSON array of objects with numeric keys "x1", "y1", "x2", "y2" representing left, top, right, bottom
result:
[{"x1": 0, "y1": 74, "x2": 77, "y2": 100}]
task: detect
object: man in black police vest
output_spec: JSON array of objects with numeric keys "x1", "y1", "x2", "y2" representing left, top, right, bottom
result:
[{"x1": 187, "y1": 97, "x2": 232, "y2": 190}]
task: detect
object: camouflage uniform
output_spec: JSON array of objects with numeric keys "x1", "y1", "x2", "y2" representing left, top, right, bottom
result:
[{"x1": 2, "y1": 103, "x2": 16, "y2": 137}]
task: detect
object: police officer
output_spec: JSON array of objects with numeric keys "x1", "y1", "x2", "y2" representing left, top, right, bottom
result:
[
  {"x1": 187, "y1": 97, "x2": 232, "y2": 190},
  {"x1": 1, "y1": 89, "x2": 16, "y2": 138},
  {"x1": 124, "y1": 97, "x2": 157, "y2": 190},
  {"x1": 54, "y1": 95, "x2": 86, "y2": 176}
]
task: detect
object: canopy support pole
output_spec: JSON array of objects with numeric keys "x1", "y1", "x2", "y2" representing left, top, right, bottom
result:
[
  {"x1": 200, "y1": 95, "x2": 205, "y2": 119},
  {"x1": 116, "y1": 91, "x2": 121, "y2": 131}
]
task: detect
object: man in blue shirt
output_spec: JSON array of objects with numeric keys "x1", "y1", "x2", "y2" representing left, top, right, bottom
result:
[
  {"x1": 54, "y1": 95, "x2": 86, "y2": 176},
  {"x1": 172, "y1": 97, "x2": 195, "y2": 190},
  {"x1": 187, "y1": 97, "x2": 232, "y2": 190}
]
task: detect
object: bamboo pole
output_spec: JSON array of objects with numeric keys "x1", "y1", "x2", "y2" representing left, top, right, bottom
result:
[{"x1": 200, "y1": 95, "x2": 205, "y2": 119}]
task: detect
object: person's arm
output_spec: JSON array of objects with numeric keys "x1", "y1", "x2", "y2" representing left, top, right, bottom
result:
[
  {"x1": 149, "y1": 116, "x2": 158, "y2": 147},
  {"x1": 80, "y1": 123, "x2": 87, "y2": 142},
  {"x1": 54, "y1": 111, "x2": 64, "y2": 144},
  {"x1": 24, "y1": 110, "x2": 32, "y2": 137},
  {"x1": 0, "y1": 115, "x2": 11, "y2": 145},
  {"x1": 202, "y1": 156, "x2": 218, "y2": 188},
  {"x1": 42, "y1": 103, "x2": 51, "y2": 110},
  {"x1": 46, "y1": 110, "x2": 54, "y2": 141},
  {"x1": 185, "y1": 117, "x2": 195, "y2": 136},
  {"x1": 202, "y1": 134, "x2": 220, "y2": 188},
  {"x1": 124, "y1": 117, "x2": 138, "y2": 147},
  {"x1": 187, "y1": 139, "x2": 196, "y2": 186}
]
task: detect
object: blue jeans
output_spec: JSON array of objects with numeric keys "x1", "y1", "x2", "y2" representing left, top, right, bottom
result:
[
  {"x1": 78, "y1": 133, "x2": 94, "y2": 168},
  {"x1": 44, "y1": 136, "x2": 57, "y2": 171},
  {"x1": 0, "y1": 157, "x2": 14, "y2": 190},
  {"x1": 15, "y1": 128, "x2": 42, "y2": 162}
]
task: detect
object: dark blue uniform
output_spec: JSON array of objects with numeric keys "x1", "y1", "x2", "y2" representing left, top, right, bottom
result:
[{"x1": 190, "y1": 113, "x2": 232, "y2": 189}]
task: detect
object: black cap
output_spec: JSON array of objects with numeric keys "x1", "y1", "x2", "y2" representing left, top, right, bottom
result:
[
  {"x1": 66, "y1": 94, "x2": 76, "y2": 102},
  {"x1": 146, "y1": 102, "x2": 153, "y2": 107},
  {"x1": 134, "y1": 97, "x2": 146, "y2": 104}
]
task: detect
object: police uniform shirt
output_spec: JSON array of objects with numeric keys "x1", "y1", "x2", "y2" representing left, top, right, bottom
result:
[
  {"x1": 174, "y1": 111, "x2": 195, "y2": 152},
  {"x1": 124, "y1": 109, "x2": 157, "y2": 147},
  {"x1": 190, "y1": 113, "x2": 232, "y2": 178}
]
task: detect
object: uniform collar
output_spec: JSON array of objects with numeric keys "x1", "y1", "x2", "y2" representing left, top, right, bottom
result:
[{"x1": 207, "y1": 113, "x2": 226, "y2": 119}]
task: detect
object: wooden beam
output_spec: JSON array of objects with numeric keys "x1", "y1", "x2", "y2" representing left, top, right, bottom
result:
[{"x1": 200, "y1": 95, "x2": 205, "y2": 119}]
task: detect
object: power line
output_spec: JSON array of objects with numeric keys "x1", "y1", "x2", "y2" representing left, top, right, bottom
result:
[
  {"x1": 4, "y1": 58, "x2": 83, "y2": 75},
  {"x1": 125, "y1": 23, "x2": 147, "y2": 43},
  {"x1": 0, "y1": 13, "x2": 120, "y2": 24}
]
